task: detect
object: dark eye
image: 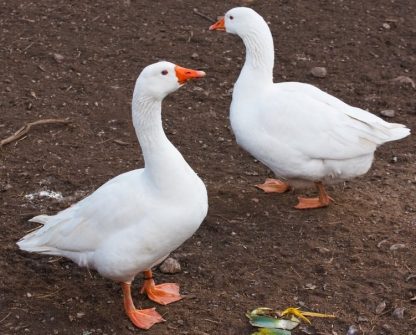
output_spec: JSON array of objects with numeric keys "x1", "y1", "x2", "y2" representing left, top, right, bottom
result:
[
  {"x1": 229, "y1": 15, "x2": 234, "y2": 20},
  {"x1": 161, "y1": 70, "x2": 168, "y2": 75}
]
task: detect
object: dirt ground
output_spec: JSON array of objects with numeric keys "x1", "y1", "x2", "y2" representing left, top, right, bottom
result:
[{"x1": 1, "y1": 0, "x2": 415, "y2": 334}]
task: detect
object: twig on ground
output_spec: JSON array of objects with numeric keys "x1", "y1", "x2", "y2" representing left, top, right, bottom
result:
[
  {"x1": 0, "y1": 312, "x2": 11, "y2": 324},
  {"x1": 35, "y1": 288, "x2": 63, "y2": 299},
  {"x1": 193, "y1": 8, "x2": 215, "y2": 23},
  {"x1": 0, "y1": 118, "x2": 71, "y2": 147}
]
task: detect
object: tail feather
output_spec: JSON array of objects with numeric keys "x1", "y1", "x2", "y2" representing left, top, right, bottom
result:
[
  {"x1": 385, "y1": 124, "x2": 411, "y2": 142},
  {"x1": 17, "y1": 214, "x2": 56, "y2": 253},
  {"x1": 28, "y1": 214, "x2": 51, "y2": 225}
]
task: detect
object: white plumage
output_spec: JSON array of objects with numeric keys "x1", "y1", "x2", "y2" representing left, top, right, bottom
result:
[
  {"x1": 17, "y1": 61, "x2": 208, "y2": 329},
  {"x1": 211, "y1": 8, "x2": 410, "y2": 208}
]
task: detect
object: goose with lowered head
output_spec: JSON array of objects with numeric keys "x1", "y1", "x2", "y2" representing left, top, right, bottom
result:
[
  {"x1": 17, "y1": 61, "x2": 208, "y2": 329},
  {"x1": 210, "y1": 7, "x2": 410, "y2": 209}
]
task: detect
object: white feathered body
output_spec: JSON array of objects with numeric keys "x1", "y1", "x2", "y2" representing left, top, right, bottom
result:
[
  {"x1": 18, "y1": 164, "x2": 207, "y2": 282},
  {"x1": 231, "y1": 80, "x2": 410, "y2": 187},
  {"x1": 17, "y1": 63, "x2": 208, "y2": 283},
  {"x1": 222, "y1": 7, "x2": 410, "y2": 189}
]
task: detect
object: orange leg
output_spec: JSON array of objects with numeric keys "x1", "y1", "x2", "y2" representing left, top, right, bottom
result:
[
  {"x1": 294, "y1": 182, "x2": 334, "y2": 209},
  {"x1": 140, "y1": 270, "x2": 182, "y2": 305},
  {"x1": 121, "y1": 282, "x2": 164, "y2": 330},
  {"x1": 255, "y1": 178, "x2": 290, "y2": 193}
]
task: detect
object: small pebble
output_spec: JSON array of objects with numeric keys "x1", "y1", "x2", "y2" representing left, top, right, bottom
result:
[
  {"x1": 380, "y1": 109, "x2": 395, "y2": 118},
  {"x1": 310, "y1": 66, "x2": 327, "y2": 78},
  {"x1": 315, "y1": 246, "x2": 330, "y2": 254},
  {"x1": 382, "y1": 22, "x2": 391, "y2": 29},
  {"x1": 299, "y1": 325, "x2": 317, "y2": 334},
  {"x1": 389, "y1": 243, "x2": 406, "y2": 251},
  {"x1": 159, "y1": 257, "x2": 181, "y2": 274},
  {"x1": 53, "y1": 53, "x2": 65, "y2": 63},
  {"x1": 392, "y1": 307, "x2": 405, "y2": 319},
  {"x1": 76, "y1": 312, "x2": 85, "y2": 319},
  {"x1": 375, "y1": 300, "x2": 386, "y2": 314},
  {"x1": 392, "y1": 75, "x2": 416, "y2": 89},
  {"x1": 382, "y1": 324, "x2": 392, "y2": 333},
  {"x1": 191, "y1": 52, "x2": 199, "y2": 59},
  {"x1": 346, "y1": 325, "x2": 359, "y2": 335},
  {"x1": 358, "y1": 316, "x2": 368, "y2": 322}
]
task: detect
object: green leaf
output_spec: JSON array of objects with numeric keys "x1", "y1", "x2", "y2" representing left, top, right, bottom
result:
[
  {"x1": 248, "y1": 315, "x2": 299, "y2": 330},
  {"x1": 251, "y1": 328, "x2": 292, "y2": 335}
]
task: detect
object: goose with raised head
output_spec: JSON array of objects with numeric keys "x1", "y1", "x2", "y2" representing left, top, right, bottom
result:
[
  {"x1": 210, "y1": 7, "x2": 410, "y2": 209},
  {"x1": 17, "y1": 61, "x2": 208, "y2": 329}
]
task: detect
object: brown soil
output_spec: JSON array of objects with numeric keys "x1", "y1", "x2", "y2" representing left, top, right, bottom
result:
[{"x1": 1, "y1": 1, "x2": 415, "y2": 334}]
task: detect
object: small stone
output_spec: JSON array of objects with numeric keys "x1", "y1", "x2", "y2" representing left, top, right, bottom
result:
[
  {"x1": 382, "y1": 22, "x2": 391, "y2": 29},
  {"x1": 346, "y1": 325, "x2": 359, "y2": 335},
  {"x1": 380, "y1": 109, "x2": 395, "y2": 118},
  {"x1": 392, "y1": 307, "x2": 405, "y2": 319},
  {"x1": 159, "y1": 257, "x2": 181, "y2": 274},
  {"x1": 382, "y1": 324, "x2": 392, "y2": 333},
  {"x1": 315, "y1": 246, "x2": 330, "y2": 254},
  {"x1": 76, "y1": 312, "x2": 85, "y2": 319},
  {"x1": 375, "y1": 301, "x2": 387, "y2": 314},
  {"x1": 390, "y1": 156, "x2": 398, "y2": 163},
  {"x1": 304, "y1": 283, "x2": 317, "y2": 290},
  {"x1": 26, "y1": 292, "x2": 32, "y2": 298},
  {"x1": 358, "y1": 316, "x2": 369, "y2": 322},
  {"x1": 53, "y1": 53, "x2": 65, "y2": 63},
  {"x1": 191, "y1": 52, "x2": 199, "y2": 59},
  {"x1": 299, "y1": 325, "x2": 317, "y2": 334},
  {"x1": 389, "y1": 243, "x2": 406, "y2": 251},
  {"x1": 392, "y1": 76, "x2": 415, "y2": 89},
  {"x1": 310, "y1": 66, "x2": 327, "y2": 78}
]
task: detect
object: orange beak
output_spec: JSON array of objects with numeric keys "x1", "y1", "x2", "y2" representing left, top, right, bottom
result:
[
  {"x1": 174, "y1": 65, "x2": 206, "y2": 85},
  {"x1": 209, "y1": 17, "x2": 225, "y2": 31}
]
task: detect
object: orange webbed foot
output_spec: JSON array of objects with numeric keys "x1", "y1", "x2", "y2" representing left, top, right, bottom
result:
[
  {"x1": 140, "y1": 271, "x2": 182, "y2": 305},
  {"x1": 255, "y1": 178, "x2": 290, "y2": 193},
  {"x1": 294, "y1": 181, "x2": 333, "y2": 209},
  {"x1": 121, "y1": 282, "x2": 164, "y2": 330},
  {"x1": 294, "y1": 196, "x2": 333, "y2": 209},
  {"x1": 126, "y1": 307, "x2": 165, "y2": 330}
]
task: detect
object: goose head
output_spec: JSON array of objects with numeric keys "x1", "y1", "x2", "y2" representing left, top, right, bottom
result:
[
  {"x1": 135, "y1": 61, "x2": 206, "y2": 100},
  {"x1": 209, "y1": 7, "x2": 267, "y2": 37}
]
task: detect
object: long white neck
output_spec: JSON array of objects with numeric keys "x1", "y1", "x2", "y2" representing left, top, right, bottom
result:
[
  {"x1": 235, "y1": 22, "x2": 275, "y2": 92},
  {"x1": 132, "y1": 94, "x2": 189, "y2": 187}
]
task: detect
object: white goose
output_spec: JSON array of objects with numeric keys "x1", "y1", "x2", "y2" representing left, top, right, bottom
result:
[
  {"x1": 210, "y1": 7, "x2": 410, "y2": 209},
  {"x1": 17, "y1": 61, "x2": 208, "y2": 329}
]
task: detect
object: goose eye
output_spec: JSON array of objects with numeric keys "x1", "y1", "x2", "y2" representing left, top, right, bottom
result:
[
  {"x1": 229, "y1": 15, "x2": 234, "y2": 20},
  {"x1": 161, "y1": 70, "x2": 168, "y2": 75}
]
